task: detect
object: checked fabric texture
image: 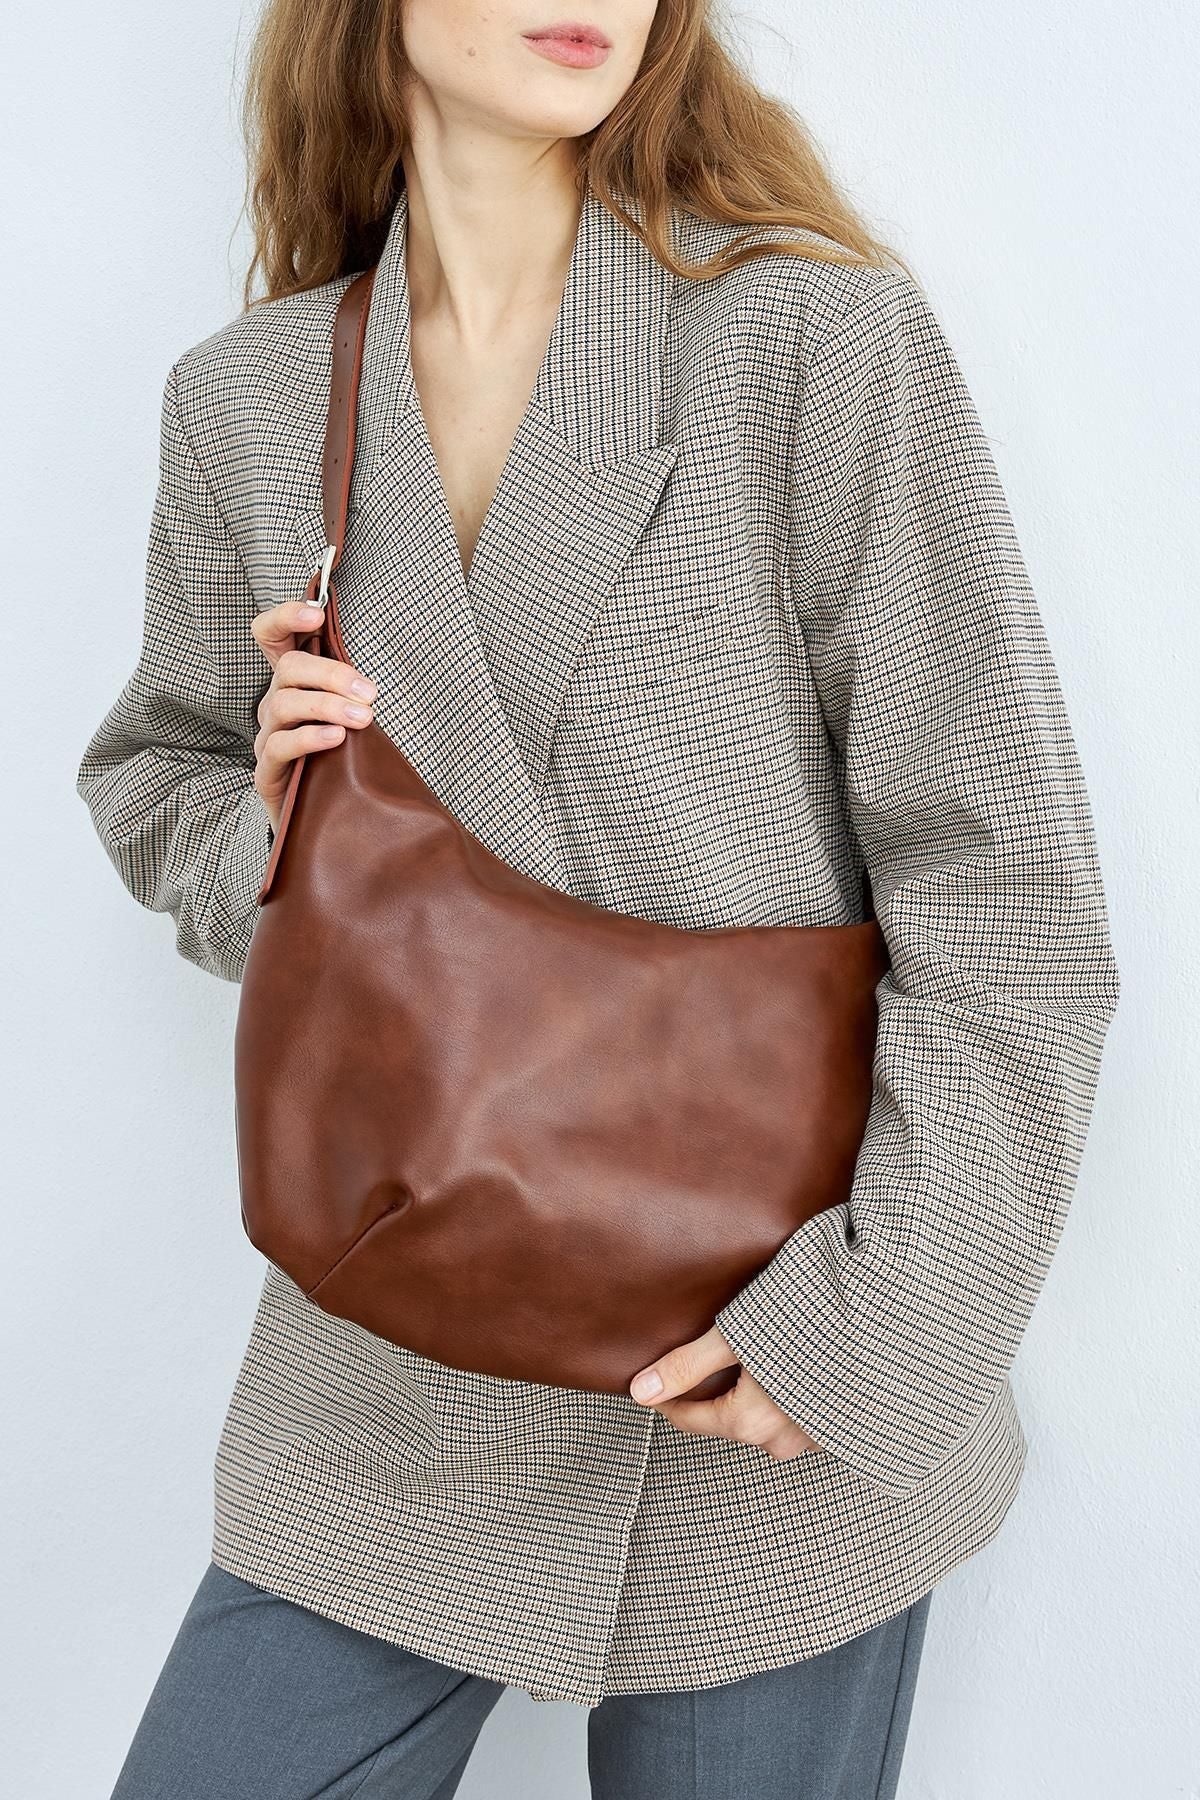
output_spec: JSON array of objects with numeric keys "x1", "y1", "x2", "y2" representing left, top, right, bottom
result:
[{"x1": 76, "y1": 183, "x2": 1120, "y2": 1706}]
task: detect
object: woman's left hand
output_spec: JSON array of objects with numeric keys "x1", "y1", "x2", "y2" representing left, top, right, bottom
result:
[{"x1": 629, "y1": 1326, "x2": 820, "y2": 1461}]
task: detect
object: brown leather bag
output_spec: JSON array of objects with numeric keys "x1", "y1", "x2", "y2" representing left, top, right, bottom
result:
[{"x1": 234, "y1": 266, "x2": 889, "y2": 1400}]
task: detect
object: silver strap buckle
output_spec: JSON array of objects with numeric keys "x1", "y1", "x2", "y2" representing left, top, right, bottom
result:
[{"x1": 317, "y1": 543, "x2": 337, "y2": 605}]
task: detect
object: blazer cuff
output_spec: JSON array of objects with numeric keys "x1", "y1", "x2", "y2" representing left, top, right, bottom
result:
[
  {"x1": 714, "y1": 1215, "x2": 963, "y2": 1502},
  {"x1": 207, "y1": 785, "x2": 274, "y2": 982}
]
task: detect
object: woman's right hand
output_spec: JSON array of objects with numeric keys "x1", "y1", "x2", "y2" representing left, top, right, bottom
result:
[{"x1": 250, "y1": 599, "x2": 379, "y2": 832}]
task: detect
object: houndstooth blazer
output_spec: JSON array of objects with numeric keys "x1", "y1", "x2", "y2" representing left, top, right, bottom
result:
[{"x1": 76, "y1": 180, "x2": 1120, "y2": 1707}]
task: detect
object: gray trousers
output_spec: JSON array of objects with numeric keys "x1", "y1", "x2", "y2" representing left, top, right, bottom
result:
[{"x1": 110, "y1": 1560, "x2": 933, "y2": 1800}]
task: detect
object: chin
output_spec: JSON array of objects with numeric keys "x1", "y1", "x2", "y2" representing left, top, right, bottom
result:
[{"x1": 495, "y1": 97, "x2": 611, "y2": 138}]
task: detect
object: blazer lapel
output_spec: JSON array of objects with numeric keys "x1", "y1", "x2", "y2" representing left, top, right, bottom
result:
[
  {"x1": 291, "y1": 419, "x2": 568, "y2": 888},
  {"x1": 291, "y1": 181, "x2": 679, "y2": 885},
  {"x1": 463, "y1": 187, "x2": 681, "y2": 793}
]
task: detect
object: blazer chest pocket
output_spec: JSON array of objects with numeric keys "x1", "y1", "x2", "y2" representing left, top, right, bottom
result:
[{"x1": 561, "y1": 597, "x2": 737, "y2": 719}]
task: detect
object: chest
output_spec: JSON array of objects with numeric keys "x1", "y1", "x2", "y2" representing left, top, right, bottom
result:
[
  {"x1": 261, "y1": 224, "x2": 849, "y2": 914},
  {"x1": 410, "y1": 294, "x2": 564, "y2": 587}
]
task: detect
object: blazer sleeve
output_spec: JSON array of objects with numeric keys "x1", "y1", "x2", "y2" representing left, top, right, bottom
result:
[
  {"x1": 714, "y1": 273, "x2": 1121, "y2": 1499},
  {"x1": 75, "y1": 360, "x2": 273, "y2": 984}
]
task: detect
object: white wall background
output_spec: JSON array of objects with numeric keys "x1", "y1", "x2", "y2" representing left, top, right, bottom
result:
[{"x1": 2, "y1": 2, "x2": 1196, "y2": 1795}]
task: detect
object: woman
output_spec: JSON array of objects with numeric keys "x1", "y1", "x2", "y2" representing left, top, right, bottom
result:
[{"x1": 76, "y1": 0, "x2": 1121, "y2": 1795}]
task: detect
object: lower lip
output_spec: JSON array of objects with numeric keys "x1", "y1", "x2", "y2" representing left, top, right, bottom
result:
[{"x1": 522, "y1": 32, "x2": 611, "y2": 69}]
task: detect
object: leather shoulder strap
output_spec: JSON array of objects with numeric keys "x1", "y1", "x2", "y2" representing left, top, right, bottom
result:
[
  {"x1": 255, "y1": 266, "x2": 377, "y2": 905},
  {"x1": 322, "y1": 266, "x2": 378, "y2": 575}
]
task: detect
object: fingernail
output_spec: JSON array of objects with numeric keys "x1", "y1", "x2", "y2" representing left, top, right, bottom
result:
[
  {"x1": 345, "y1": 703, "x2": 370, "y2": 722},
  {"x1": 298, "y1": 605, "x2": 324, "y2": 623},
  {"x1": 631, "y1": 1370, "x2": 663, "y2": 1402},
  {"x1": 350, "y1": 677, "x2": 375, "y2": 698}
]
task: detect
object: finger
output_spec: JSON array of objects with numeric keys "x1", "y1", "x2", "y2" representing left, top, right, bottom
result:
[
  {"x1": 255, "y1": 721, "x2": 346, "y2": 786},
  {"x1": 759, "y1": 1422, "x2": 818, "y2": 1460},
  {"x1": 258, "y1": 682, "x2": 375, "y2": 736},
  {"x1": 629, "y1": 1325, "x2": 737, "y2": 1405},
  {"x1": 654, "y1": 1382, "x2": 748, "y2": 1440},
  {"x1": 250, "y1": 599, "x2": 327, "y2": 656},
  {"x1": 271, "y1": 646, "x2": 379, "y2": 701},
  {"x1": 657, "y1": 1386, "x2": 817, "y2": 1458}
]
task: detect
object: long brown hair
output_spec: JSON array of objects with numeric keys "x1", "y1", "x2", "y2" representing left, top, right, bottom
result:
[{"x1": 240, "y1": 0, "x2": 913, "y2": 311}]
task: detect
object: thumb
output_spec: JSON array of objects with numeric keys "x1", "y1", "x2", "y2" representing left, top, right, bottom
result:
[
  {"x1": 630, "y1": 1326, "x2": 737, "y2": 1404},
  {"x1": 250, "y1": 597, "x2": 326, "y2": 669}
]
